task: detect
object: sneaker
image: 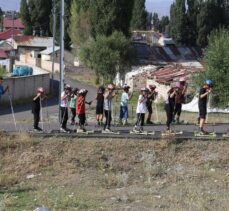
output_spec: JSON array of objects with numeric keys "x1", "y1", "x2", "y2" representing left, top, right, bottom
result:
[
  {"x1": 200, "y1": 129, "x2": 209, "y2": 135},
  {"x1": 60, "y1": 127, "x2": 68, "y2": 133},
  {"x1": 34, "y1": 127, "x2": 42, "y2": 131},
  {"x1": 77, "y1": 128, "x2": 85, "y2": 133},
  {"x1": 146, "y1": 120, "x2": 153, "y2": 125}
]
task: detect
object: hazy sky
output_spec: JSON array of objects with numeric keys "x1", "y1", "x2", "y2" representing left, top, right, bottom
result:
[{"x1": 0, "y1": 0, "x2": 173, "y2": 16}]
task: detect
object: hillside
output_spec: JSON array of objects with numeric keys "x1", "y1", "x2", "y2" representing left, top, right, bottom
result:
[{"x1": 0, "y1": 133, "x2": 229, "y2": 210}]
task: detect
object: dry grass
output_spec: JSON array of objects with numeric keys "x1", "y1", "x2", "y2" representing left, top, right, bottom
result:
[{"x1": 0, "y1": 134, "x2": 229, "y2": 210}]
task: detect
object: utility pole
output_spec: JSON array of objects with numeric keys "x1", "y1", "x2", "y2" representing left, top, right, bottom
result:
[
  {"x1": 59, "y1": 0, "x2": 65, "y2": 121},
  {"x1": 51, "y1": 0, "x2": 56, "y2": 93},
  {"x1": 10, "y1": 11, "x2": 15, "y2": 73}
]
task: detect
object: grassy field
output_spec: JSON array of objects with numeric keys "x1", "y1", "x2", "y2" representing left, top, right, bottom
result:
[{"x1": 0, "y1": 132, "x2": 229, "y2": 210}]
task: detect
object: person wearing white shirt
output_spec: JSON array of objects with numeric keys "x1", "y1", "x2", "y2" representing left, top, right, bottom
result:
[
  {"x1": 119, "y1": 84, "x2": 132, "y2": 125},
  {"x1": 60, "y1": 84, "x2": 72, "y2": 132},
  {"x1": 133, "y1": 88, "x2": 148, "y2": 132}
]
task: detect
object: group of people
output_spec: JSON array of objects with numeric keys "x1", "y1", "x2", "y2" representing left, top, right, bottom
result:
[
  {"x1": 0, "y1": 75, "x2": 213, "y2": 135},
  {"x1": 31, "y1": 77, "x2": 213, "y2": 135}
]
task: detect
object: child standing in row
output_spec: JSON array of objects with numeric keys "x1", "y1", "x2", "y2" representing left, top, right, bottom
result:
[
  {"x1": 165, "y1": 84, "x2": 179, "y2": 132},
  {"x1": 60, "y1": 84, "x2": 72, "y2": 132},
  {"x1": 95, "y1": 86, "x2": 105, "y2": 126},
  {"x1": 103, "y1": 84, "x2": 116, "y2": 132},
  {"x1": 69, "y1": 88, "x2": 79, "y2": 125},
  {"x1": 32, "y1": 87, "x2": 46, "y2": 131},
  {"x1": 119, "y1": 84, "x2": 132, "y2": 126},
  {"x1": 76, "y1": 89, "x2": 92, "y2": 132},
  {"x1": 146, "y1": 85, "x2": 157, "y2": 124},
  {"x1": 198, "y1": 80, "x2": 213, "y2": 134},
  {"x1": 133, "y1": 88, "x2": 148, "y2": 132}
]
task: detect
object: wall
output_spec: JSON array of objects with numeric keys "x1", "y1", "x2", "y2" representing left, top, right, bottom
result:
[
  {"x1": 41, "y1": 60, "x2": 60, "y2": 73},
  {"x1": 1, "y1": 73, "x2": 50, "y2": 103}
]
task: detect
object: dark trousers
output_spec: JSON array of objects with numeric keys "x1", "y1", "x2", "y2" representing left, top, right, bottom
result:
[
  {"x1": 71, "y1": 108, "x2": 76, "y2": 122},
  {"x1": 104, "y1": 110, "x2": 112, "y2": 130},
  {"x1": 33, "y1": 110, "x2": 40, "y2": 128},
  {"x1": 165, "y1": 104, "x2": 174, "y2": 129},
  {"x1": 174, "y1": 103, "x2": 182, "y2": 117},
  {"x1": 60, "y1": 107, "x2": 68, "y2": 129},
  {"x1": 135, "y1": 113, "x2": 145, "y2": 127},
  {"x1": 78, "y1": 113, "x2": 86, "y2": 127}
]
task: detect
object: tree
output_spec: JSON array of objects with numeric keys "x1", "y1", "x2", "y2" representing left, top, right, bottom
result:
[
  {"x1": 69, "y1": 0, "x2": 90, "y2": 53},
  {"x1": 169, "y1": 0, "x2": 188, "y2": 45},
  {"x1": 90, "y1": 0, "x2": 134, "y2": 38},
  {"x1": 194, "y1": 28, "x2": 229, "y2": 108},
  {"x1": 131, "y1": 0, "x2": 147, "y2": 30},
  {"x1": 152, "y1": 13, "x2": 160, "y2": 32},
  {"x1": 80, "y1": 31, "x2": 134, "y2": 83},
  {"x1": 50, "y1": 0, "x2": 72, "y2": 49},
  {"x1": 20, "y1": 0, "x2": 32, "y2": 35},
  {"x1": 186, "y1": 0, "x2": 199, "y2": 46},
  {"x1": 159, "y1": 16, "x2": 170, "y2": 34},
  {"x1": 0, "y1": 7, "x2": 3, "y2": 32},
  {"x1": 28, "y1": 0, "x2": 52, "y2": 36}
]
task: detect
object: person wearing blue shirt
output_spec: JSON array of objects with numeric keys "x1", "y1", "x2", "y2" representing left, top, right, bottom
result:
[{"x1": 0, "y1": 76, "x2": 9, "y2": 100}]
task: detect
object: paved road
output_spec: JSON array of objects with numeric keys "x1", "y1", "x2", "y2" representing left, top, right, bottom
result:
[
  {"x1": 0, "y1": 75, "x2": 229, "y2": 135},
  {"x1": 0, "y1": 75, "x2": 97, "y2": 131}
]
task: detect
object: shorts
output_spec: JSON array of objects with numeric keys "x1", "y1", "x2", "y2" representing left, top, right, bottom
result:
[
  {"x1": 199, "y1": 106, "x2": 207, "y2": 119},
  {"x1": 96, "y1": 105, "x2": 104, "y2": 115},
  {"x1": 147, "y1": 104, "x2": 152, "y2": 114},
  {"x1": 120, "y1": 106, "x2": 128, "y2": 119}
]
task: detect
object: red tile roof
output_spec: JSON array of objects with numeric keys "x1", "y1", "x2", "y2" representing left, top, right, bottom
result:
[
  {"x1": 148, "y1": 65, "x2": 203, "y2": 84},
  {"x1": 3, "y1": 17, "x2": 25, "y2": 29},
  {"x1": 0, "y1": 28, "x2": 22, "y2": 41},
  {"x1": 0, "y1": 49, "x2": 7, "y2": 59}
]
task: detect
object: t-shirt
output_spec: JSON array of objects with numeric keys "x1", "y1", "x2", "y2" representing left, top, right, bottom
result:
[
  {"x1": 76, "y1": 96, "x2": 85, "y2": 114},
  {"x1": 96, "y1": 94, "x2": 104, "y2": 107},
  {"x1": 165, "y1": 88, "x2": 175, "y2": 108},
  {"x1": 32, "y1": 97, "x2": 40, "y2": 113},
  {"x1": 175, "y1": 88, "x2": 184, "y2": 104},
  {"x1": 120, "y1": 92, "x2": 129, "y2": 107},
  {"x1": 104, "y1": 92, "x2": 113, "y2": 111},
  {"x1": 198, "y1": 88, "x2": 208, "y2": 108},
  {"x1": 60, "y1": 91, "x2": 68, "y2": 108},
  {"x1": 147, "y1": 91, "x2": 157, "y2": 106},
  {"x1": 69, "y1": 95, "x2": 77, "y2": 109},
  {"x1": 136, "y1": 95, "x2": 148, "y2": 113}
]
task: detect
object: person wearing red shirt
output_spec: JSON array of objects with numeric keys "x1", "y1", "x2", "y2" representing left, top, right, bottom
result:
[{"x1": 76, "y1": 89, "x2": 91, "y2": 132}]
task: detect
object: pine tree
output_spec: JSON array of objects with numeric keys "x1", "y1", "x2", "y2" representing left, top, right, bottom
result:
[
  {"x1": 169, "y1": 0, "x2": 188, "y2": 45},
  {"x1": 28, "y1": 0, "x2": 52, "y2": 36},
  {"x1": 0, "y1": 7, "x2": 3, "y2": 32},
  {"x1": 50, "y1": 0, "x2": 72, "y2": 49},
  {"x1": 152, "y1": 13, "x2": 160, "y2": 32},
  {"x1": 90, "y1": 0, "x2": 134, "y2": 38},
  {"x1": 69, "y1": 0, "x2": 90, "y2": 53},
  {"x1": 159, "y1": 16, "x2": 170, "y2": 34},
  {"x1": 186, "y1": 0, "x2": 199, "y2": 46},
  {"x1": 20, "y1": 0, "x2": 32, "y2": 35},
  {"x1": 130, "y1": 0, "x2": 147, "y2": 30}
]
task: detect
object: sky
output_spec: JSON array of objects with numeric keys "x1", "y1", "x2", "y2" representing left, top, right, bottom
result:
[{"x1": 0, "y1": 0, "x2": 173, "y2": 17}]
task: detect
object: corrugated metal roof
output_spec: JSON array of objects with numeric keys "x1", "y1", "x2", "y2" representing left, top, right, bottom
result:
[{"x1": 40, "y1": 46, "x2": 60, "y2": 55}]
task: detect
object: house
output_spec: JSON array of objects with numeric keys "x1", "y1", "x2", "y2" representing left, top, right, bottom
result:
[
  {"x1": 0, "y1": 49, "x2": 7, "y2": 60},
  {"x1": 9, "y1": 36, "x2": 53, "y2": 63},
  {"x1": 0, "y1": 28, "x2": 22, "y2": 41},
  {"x1": 3, "y1": 17, "x2": 25, "y2": 32}
]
